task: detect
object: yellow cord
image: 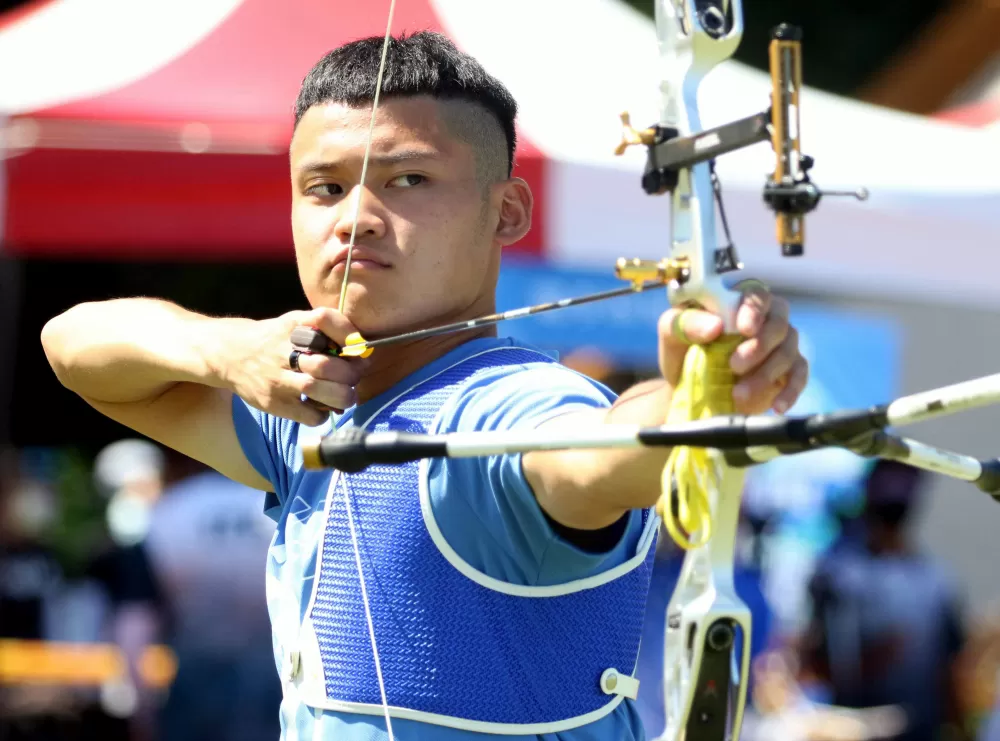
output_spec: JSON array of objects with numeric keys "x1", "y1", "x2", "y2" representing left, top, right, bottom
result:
[{"x1": 657, "y1": 335, "x2": 742, "y2": 550}]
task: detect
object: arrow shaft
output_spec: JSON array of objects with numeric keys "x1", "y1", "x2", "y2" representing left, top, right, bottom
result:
[{"x1": 362, "y1": 279, "x2": 664, "y2": 350}]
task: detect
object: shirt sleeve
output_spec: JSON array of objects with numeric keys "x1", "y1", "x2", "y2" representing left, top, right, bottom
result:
[
  {"x1": 231, "y1": 395, "x2": 300, "y2": 521},
  {"x1": 426, "y1": 363, "x2": 650, "y2": 586}
]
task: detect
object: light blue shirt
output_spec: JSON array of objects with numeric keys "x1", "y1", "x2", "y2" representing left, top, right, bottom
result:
[{"x1": 233, "y1": 336, "x2": 651, "y2": 741}]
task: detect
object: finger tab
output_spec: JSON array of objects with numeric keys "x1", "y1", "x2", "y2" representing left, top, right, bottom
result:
[{"x1": 290, "y1": 326, "x2": 331, "y2": 352}]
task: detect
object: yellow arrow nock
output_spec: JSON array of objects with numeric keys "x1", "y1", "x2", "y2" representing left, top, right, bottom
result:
[{"x1": 339, "y1": 332, "x2": 374, "y2": 359}]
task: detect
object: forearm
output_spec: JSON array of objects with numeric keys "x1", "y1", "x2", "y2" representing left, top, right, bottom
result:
[
  {"x1": 526, "y1": 379, "x2": 676, "y2": 528},
  {"x1": 41, "y1": 298, "x2": 241, "y2": 403}
]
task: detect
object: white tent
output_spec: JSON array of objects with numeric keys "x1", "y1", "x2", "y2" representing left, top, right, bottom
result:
[{"x1": 436, "y1": 0, "x2": 1000, "y2": 308}]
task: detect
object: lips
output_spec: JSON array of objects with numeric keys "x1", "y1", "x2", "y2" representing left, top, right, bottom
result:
[{"x1": 330, "y1": 246, "x2": 391, "y2": 270}]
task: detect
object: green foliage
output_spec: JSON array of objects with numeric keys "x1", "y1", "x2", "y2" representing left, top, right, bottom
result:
[{"x1": 45, "y1": 447, "x2": 107, "y2": 577}]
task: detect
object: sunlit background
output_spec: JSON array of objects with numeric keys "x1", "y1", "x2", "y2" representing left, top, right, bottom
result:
[{"x1": 2, "y1": 1, "x2": 1000, "y2": 741}]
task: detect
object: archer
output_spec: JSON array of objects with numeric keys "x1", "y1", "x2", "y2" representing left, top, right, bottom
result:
[{"x1": 41, "y1": 31, "x2": 807, "y2": 741}]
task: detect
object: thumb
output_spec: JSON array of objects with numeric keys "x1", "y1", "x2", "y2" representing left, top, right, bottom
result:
[{"x1": 657, "y1": 308, "x2": 724, "y2": 385}]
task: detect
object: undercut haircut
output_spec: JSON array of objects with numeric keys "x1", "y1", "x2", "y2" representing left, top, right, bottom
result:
[{"x1": 295, "y1": 31, "x2": 517, "y2": 186}]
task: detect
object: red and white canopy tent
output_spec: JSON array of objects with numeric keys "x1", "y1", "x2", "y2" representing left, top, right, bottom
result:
[
  {"x1": 2, "y1": 0, "x2": 999, "y2": 306},
  {"x1": 0, "y1": 0, "x2": 553, "y2": 261}
]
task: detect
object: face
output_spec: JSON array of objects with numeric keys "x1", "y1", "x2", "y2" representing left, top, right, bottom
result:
[{"x1": 289, "y1": 96, "x2": 530, "y2": 337}]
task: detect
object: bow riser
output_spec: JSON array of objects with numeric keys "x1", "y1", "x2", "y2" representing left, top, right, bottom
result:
[
  {"x1": 659, "y1": 465, "x2": 751, "y2": 741},
  {"x1": 654, "y1": 3, "x2": 752, "y2": 741},
  {"x1": 659, "y1": 0, "x2": 745, "y2": 328}
]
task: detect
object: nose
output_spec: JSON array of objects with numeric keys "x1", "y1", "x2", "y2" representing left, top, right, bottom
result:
[{"x1": 334, "y1": 186, "x2": 387, "y2": 243}]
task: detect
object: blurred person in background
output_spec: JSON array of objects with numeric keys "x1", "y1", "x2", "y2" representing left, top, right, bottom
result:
[
  {"x1": 794, "y1": 460, "x2": 967, "y2": 741},
  {"x1": 0, "y1": 447, "x2": 75, "y2": 740},
  {"x1": 85, "y1": 439, "x2": 169, "y2": 741},
  {"x1": 145, "y1": 449, "x2": 280, "y2": 741},
  {"x1": 0, "y1": 449, "x2": 62, "y2": 639},
  {"x1": 745, "y1": 650, "x2": 906, "y2": 741}
]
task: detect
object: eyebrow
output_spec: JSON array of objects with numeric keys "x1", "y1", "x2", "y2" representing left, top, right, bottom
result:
[{"x1": 297, "y1": 149, "x2": 439, "y2": 176}]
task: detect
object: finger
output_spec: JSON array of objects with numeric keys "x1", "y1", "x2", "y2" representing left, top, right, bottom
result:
[
  {"x1": 278, "y1": 399, "x2": 329, "y2": 427},
  {"x1": 660, "y1": 308, "x2": 724, "y2": 345},
  {"x1": 732, "y1": 332, "x2": 800, "y2": 412},
  {"x1": 772, "y1": 356, "x2": 809, "y2": 414},
  {"x1": 299, "y1": 306, "x2": 361, "y2": 347},
  {"x1": 302, "y1": 396, "x2": 341, "y2": 416},
  {"x1": 735, "y1": 280, "x2": 774, "y2": 337},
  {"x1": 731, "y1": 312, "x2": 794, "y2": 376},
  {"x1": 291, "y1": 371, "x2": 357, "y2": 411},
  {"x1": 294, "y1": 352, "x2": 365, "y2": 385},
  {"x1": 658, "y1": 308, "x2": 723, "y2": 385}
]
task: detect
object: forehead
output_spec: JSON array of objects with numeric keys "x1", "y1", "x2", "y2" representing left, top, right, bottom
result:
[{"x1": 290, "y1": 96, "x2": 470, "y2": 168}]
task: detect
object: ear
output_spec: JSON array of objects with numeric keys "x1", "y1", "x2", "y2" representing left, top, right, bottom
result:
[{"x1": 493, "y1": 177, "x2": 533, "y2": 247}]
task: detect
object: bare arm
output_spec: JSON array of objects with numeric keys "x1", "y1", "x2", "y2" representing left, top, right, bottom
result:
[
  {"x1": 523, "y1": 379, "x2": 674, "y2": 530},
  {"x1": 524, "y1": 291, "x2": 808, "y2": 531},
  {"x1": 41, "y1": 298, "x2": 362, "y2": 490}
]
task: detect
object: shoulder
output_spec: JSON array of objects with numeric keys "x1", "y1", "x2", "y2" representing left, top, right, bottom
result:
[
  {"x1": 436, "y1": 346, "x2": 618, "y2": 434},
  {"x1": 231, "y1": 394, "x2": 335, "y2": 517}
]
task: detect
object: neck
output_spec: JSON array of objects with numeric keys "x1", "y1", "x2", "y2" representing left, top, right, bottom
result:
[
  {"x1": 354, "y1": 323, "x2": 497, "y2": 406},
  {"x1": 348, "y1": 261, "x2": 502, "y2": 405}
]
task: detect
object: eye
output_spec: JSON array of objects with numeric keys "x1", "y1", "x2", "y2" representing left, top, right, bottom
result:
[
  {"x1": 305, "y1": 183, "x2": 343, "y2": 198},
  {"x1": 387, "y1": 173, "x2": 426, "y2": 188}
]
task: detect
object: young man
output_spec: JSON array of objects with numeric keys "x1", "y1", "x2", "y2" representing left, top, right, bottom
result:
[{"x1": 42, "y1": 32, "x2": 807, "y2": 741}]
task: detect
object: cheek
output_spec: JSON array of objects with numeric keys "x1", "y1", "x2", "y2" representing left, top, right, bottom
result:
[
  {"x1": 292, "y1": 203, "x2": 333, "y2": 249},
  {"x1": 292, "y1": 206, "x2": 338, "y2": 277}
]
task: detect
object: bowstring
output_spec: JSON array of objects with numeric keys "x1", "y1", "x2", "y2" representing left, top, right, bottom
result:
[
  {"x1": 337, "y1": 0, "x2": 397, "y2": 315},
  {"x1": 331, "y1": 1, "x2": 398, "y2": 738}
]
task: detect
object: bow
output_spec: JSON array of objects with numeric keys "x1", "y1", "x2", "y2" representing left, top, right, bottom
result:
[{"x1": 616, "y1": 4, "x2": 785, "y2": 740}]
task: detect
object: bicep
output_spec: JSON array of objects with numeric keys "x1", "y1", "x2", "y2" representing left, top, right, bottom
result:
[{"x1": 82, "y1": 382, "x2": 272, "y2": 491}]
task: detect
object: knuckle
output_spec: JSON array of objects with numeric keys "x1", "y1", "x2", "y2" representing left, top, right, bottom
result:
[
  {"x1": 314, "y1": 356, "x2": 361, "y2": 384},
  {"x1": 297, "y1": 373, "x2": 317, "y2": 394},
  {"x1": 284, "y1": 310, "x2": 311, "y2": 328},
  {"x1": 795, "y1": 356, "x2": 810, "y2": 384},
  {"x1": 298, "y1": 376, "x2": 330, "y2": 403},
  {"x1": 299, "y1": 408, "x2": 326, "y2": 427},
  {"x1": 771, "y1": 295, "x2": 790, "y2": 316},
  {"x1": 658, "y1": 309, "x2": 679, "y2": 337},
  {"x1": 763, "y1": 317, "x2": 789, "y2": 349},
  {"x1": 779, "y1": 335, "x2": 799, "y2": 360},
  {"x1": 300, "y1": 376, "x2": 354, "y2": 409}
]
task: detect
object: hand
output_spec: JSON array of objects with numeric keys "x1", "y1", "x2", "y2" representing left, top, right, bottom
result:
[
  {"x1": 657, "y1": 283, "x2": 808, "y2": 415},
  {"x1": 216, "y1": 307, "x2": 368, "y2": 426}
]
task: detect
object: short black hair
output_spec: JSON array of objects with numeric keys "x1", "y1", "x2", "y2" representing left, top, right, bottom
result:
[{"x1": 295, "y1": 31, "x2": 518, "y2": 178}]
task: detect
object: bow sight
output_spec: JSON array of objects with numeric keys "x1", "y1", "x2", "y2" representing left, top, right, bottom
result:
[{"x1": 615, "y1": 20, "x2": 868, "y2": 268}]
